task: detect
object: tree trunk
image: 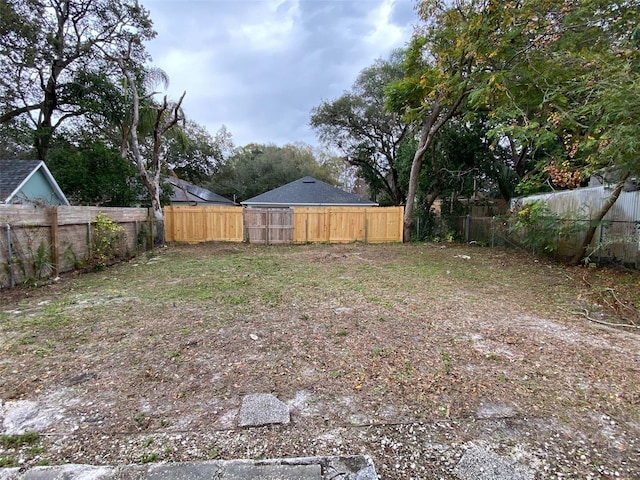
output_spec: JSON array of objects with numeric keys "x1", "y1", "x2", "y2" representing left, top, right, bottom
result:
[
  {"x1": 569, "y1": 172, "x2": 630, "y2": 265},
  {"x1": 403, "y1": 132, "x2": 430, "y2": 240},
  {"x1": 403, "y1": 90, "x2": 469, "y2": 241},
  {"x1": 35, "y1": 1, "x2": 69, "y2": 160}
]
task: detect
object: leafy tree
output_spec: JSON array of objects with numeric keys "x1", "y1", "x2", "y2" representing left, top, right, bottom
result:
[
  {"x1": 0, "y1": 0, "x2": 155, "y2": 160},
  {"x1": 166, "y1": 123, "x2": 234, "y2": 184},
  {"x1": 470, "y1": 0, "x2": 639, "y2": 263},
  {"x1": 46, "y1": 138, "x2": 144, "y2": 206},
  {"x1": 209, "y1": 143, "x2": 339, "y2": 202},
  {"x1": 0, "y1": 118, "x2": 35, "y2": 159},
  {"x1": 386, "y1": 2, "x2": 493, "y2": 240},
  {"x1": 392, "y1": 114, "x2": 513, "y2": 239},
  {"x1": 388, "y1": 0, "x2": 639, "y2": 247},
  {"x1": 310, "y1": 53, "x2": 410, "y2": 205}
]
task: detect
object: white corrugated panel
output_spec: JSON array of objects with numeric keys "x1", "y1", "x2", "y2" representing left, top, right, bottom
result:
[{"x1": 514, "y1": 186, "x2": 640, "y2": 264}]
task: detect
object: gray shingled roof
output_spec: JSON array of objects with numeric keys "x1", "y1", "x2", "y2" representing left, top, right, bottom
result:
[
  {"x1": 241, "y1": 176, "x2": 377, "y2": 207},
  {"x1": 0, "y1": 160, "x2": 42, "y2": 201},
  {"x1": 1, "y1": 159, "x2": 69, "y2": 205},
  {"x1": 168, "y1": 178, "x2": 235, "y2": 205}
]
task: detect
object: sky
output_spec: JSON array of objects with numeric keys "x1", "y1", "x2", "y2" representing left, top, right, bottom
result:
[{"x1": 142, "y1": 0, "x2": 417, "y2": 149}]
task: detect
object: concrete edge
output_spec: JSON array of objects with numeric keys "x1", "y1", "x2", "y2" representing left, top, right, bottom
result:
[{"x1": 0, "y1": 455, "x2": 378, "y2": 479}]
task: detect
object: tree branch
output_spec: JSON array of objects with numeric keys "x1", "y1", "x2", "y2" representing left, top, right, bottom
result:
[{"x1": 0, "y1": 104, "x2": 44, "y2": 124}]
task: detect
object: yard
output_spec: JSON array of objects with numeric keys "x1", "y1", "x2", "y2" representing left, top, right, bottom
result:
[{"x1": 0, "y1": 242, "x2": 638, "y2": 479}]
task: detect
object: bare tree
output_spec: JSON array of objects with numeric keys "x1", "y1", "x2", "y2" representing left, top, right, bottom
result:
[{"x1": 116, "y1": 55, "x2": 185, "y2": 244}]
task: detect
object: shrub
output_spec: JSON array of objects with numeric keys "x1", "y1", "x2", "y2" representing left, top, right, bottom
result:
[
  {"x1": 507, "y1": 200, "x2": 580, "y2": 254},
  {"x1": 89, "y1": 213, "x2": 125, "y2": 269}
]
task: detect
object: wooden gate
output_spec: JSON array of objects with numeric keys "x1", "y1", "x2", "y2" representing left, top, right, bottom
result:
[{"x1": 243, "y1": 208, "x2": 293, "y2": 244}]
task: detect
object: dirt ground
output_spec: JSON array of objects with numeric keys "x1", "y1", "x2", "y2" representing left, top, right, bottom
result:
[{"x1": 0, "y1": 242, "x2": 638, "y2": 479}]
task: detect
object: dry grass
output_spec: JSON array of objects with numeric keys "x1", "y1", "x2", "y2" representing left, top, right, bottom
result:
[{"x1": 1, "y1": 242, "x2": 638, "y2": 478}]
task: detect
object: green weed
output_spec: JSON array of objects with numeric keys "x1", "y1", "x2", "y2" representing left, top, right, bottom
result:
[
  {"x1": 140, "y1": 452, "x2": 159, "y2": 464},
  {"x1": 1, "y1": 432, "x2": 40, "y2": 448},
  {"x1": 441, "y1": 351, "x2": 452, "y2": 375},
  {"x1": 0, "y1": 456, "x2": 17, "y2": 467}
]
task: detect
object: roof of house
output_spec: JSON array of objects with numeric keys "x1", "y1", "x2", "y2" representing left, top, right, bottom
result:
[
  {"x1": 241, "y1": 176, "x2": 378, "y2": 207},
  {"x1": 0, "y1": 159, "x2": 69, "y2": 205},
  {"x1": 168, "y1": 177, "x2": 235, "y2": 205}
]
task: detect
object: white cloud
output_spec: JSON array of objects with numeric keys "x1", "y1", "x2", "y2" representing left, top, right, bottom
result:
[
  {"x1": 233, "y1": 0, "x2": 300, "y2": 52},
  {"x1": 364, "y1": 0, "x2": 410, "y2": 50},
  {"x1": 142, "y1": 0, "x2": 416, "y2": 147}
]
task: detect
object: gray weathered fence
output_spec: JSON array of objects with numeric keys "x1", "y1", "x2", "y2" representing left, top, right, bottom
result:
[{"x1": 0, "y1": 205, "x2": 150, "y2": 288}]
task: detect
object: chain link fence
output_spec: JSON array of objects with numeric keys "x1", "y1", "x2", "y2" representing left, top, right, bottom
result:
[{"x1": 414, "y1": 213, "x2": 640, "y2": 268}]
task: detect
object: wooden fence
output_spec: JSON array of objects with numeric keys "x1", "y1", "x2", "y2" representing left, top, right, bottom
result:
[
  {"x1": 0, "y1": 205, "x2": 150, "y2": 288},
  {"x1": 244, "y1": 208, "x2": 293, "y2": 244},
  {"x1": 164, "y1": 206, "x2": 244, "y2": 243},
  {"x1": 163, "y1": 206, "x2": 404, "y2": 244},
  {"x1": 293, "y1": 207, "x2": 404, "y2": 243}
]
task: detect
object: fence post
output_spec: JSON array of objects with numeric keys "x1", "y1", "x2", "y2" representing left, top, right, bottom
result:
[
  {"x1": 491, "y1": 216, "x2": 495, "y2": 248},
  {"x1": 265, "y1": 209, "x2": 270, "y2": 245},
  {"x1": 87, "y1": 221, "x2": 92, "y2": 257},
  {"x1": 465, "y1": 215, "x2": 471, "y2": 242},
  {"x1": 6, "y1": 224, "x2": 14, "y2": 288},
  {"x1": 134, "y1": 221, "x2": 139, "y2": 253},
  {"x1": 49, "y1": 206, "x2": 60, "y2": 277},
  {"x1": 148, "y1": 208, "x2": 154, "y2": 250}
]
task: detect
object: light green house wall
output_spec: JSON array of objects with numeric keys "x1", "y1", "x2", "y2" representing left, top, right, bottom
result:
[{"x1": 15, "y1": 169, "x2": 67, "y2": 205}]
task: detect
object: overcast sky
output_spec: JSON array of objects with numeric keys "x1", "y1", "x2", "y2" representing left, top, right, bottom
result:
[{"x1": 142, "y1": 0, "x2": 416, "y2": 149}]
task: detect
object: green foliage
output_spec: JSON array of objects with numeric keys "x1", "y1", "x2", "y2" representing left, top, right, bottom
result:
[
  {"x1": 33, "y1": 241, "x2": 53, "y2": 279},
  {"x1": 0, "y1": 0, "x2": 156, "y2": 159},
  {"x1": 3, "y1": 225, "x2": 54, "y2": 285},
  {"x1": 89, "y1": 214, "x2": 126, "y2": 270},
  {"x1": 310, "y1": 53, "x2": 409, "y2": 205},
  {"x1": 209, "y1": 143, "x2": 338, "y2": 202},
  {"x1": 478, "y1": 0, "x2": 640, "y2": 189},
  {"x1": 167, "y1": 123, "x2": 233, "y2": 184},
  {"x1": 507, "y1": 201, "x2": 581, "y2": 254},
  {"x1": 47, "y1": 140, "x2": 145, "y2": 206},
  {"x1": 0, "y1": 456, "x2": 17, "y2": 467},
  {"x1": 140, "y1": 452, "x2": 159, "y2": 464},
  {"x1": 441, "y1": 351, "x2": 452, "y2": 375},
  {"x1": 385, "y1": 0, "x2": 638, "y2": 238}
]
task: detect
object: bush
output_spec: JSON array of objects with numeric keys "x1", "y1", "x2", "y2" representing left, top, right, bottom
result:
[
  {"x1": 89, "y1": 213, "x2": 125, "y2": 269},
  {"x1": 507, "y1": 200, "x2": 579, "y2": 254}
]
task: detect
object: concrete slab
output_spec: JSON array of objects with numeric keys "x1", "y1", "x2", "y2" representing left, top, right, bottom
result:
[
  {"x1": 238, "y1": 393, "x2": 290, "y2": 427},
  {"x1": 0, "y1": 456, "x2": 376, "y2": 480},
  {"x1": 218, "y1": 462, "x2": 320, "y2": 479},
  {"x1": 20, "y1": 464, "x2": 114, "y2": 479},
  {"x1": 453, "y1": 444, "x2": 535, "y2": 480},
  {"x1": 0, "y1": 469, "x2": 19, "y2": 480},
  {"x1": 144, "y1": 462, "x2": 223, "y2": 479},
  {"x1": 476, "y1": 401, "x2": 515, "y2": 420}
]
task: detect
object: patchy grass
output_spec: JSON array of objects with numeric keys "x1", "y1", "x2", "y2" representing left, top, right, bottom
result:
[
  {"x1": 0, "y1": 242, "x2": 638, "y2": 479},
  {"x1": 1, "y1": 432, "x2": 40, "y2": 449}
]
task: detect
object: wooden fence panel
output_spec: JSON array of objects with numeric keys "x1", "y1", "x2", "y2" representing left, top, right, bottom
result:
[
  {"x1": 0, "y1": 205, "x2": 150, "y2": 288},
  {"x1": 293, "y1": 207, "x2": 403, "y2": 243},
  {"x1": 329, "y1": 208, "x2": 367, "y2": 243},
  {"x1": 293, "y1": 208, "x2": 330, "y2": 242},
  {"x1": 164, "y1": 206, "x2": 243, "y2": 243},
  {"x1": 244, "y1": 208, "x2": 293, "y2": 244},
  {"x1": 162, "y1": 206, "x2": 403, "y2": 245},
  {"x1": 365, "y1": 206, "x2": 404, "y2": 243}
]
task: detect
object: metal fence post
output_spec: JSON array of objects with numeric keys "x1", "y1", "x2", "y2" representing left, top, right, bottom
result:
[
  {"x1": 6, "y1": 224, "x2": 15, "y2": 288},
  {"x1": 87, "y1": 221, "x2": 92, "y2": 257}
]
